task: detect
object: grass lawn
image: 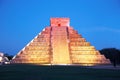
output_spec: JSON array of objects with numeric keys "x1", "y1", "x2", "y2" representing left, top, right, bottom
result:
[{"x1": 0, "y1": 64, "x2": 120, "y2": 80}]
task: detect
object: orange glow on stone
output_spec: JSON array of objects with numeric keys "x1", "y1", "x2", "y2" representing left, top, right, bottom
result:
[{"x1": 11, "y1": 18, "x2": 110, "y2": 66}]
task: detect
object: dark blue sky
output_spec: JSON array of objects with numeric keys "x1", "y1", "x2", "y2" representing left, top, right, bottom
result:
[{"x1": 0, "y1": 0, "x2": 120, "y2": 55}]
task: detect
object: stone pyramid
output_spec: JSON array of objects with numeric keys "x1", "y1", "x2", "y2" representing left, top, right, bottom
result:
[{"x1": 11, "y1": 18, "x2": 110, "y2": 66}]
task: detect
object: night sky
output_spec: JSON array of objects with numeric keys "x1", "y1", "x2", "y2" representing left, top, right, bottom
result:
[{"x1": 0, "y1": 0, "x2": 120, "y2": 55}]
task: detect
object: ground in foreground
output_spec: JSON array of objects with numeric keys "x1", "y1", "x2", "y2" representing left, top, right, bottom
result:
[{"x1": 0, "y1": 64, "x2": 120, "y2": 80}]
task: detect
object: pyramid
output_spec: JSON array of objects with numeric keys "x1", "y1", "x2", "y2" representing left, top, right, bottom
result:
[{"x1": 11, "y1": 18, "x2": 110, "y2": 66}]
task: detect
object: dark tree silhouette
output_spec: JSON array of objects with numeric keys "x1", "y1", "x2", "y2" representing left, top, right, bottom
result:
[
  {"x1": 4, "y1": 53, "x2": 13, "y2": 60},
  {"x1": 99, "y1": 48, "x2": 120, "y2": 65}
]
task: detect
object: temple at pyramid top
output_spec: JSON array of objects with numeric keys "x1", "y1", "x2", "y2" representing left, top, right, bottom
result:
[
  {"x1": 50, "y1": 18, "x2": 70, "y2": 26},
  {"x1": 11, "y1": 17, "x2": 110, "y2": 66}
]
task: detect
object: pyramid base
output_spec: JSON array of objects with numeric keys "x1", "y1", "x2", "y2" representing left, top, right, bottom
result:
[{"x1": 10, "y1": 62, "x2": 111, "y2": 66}]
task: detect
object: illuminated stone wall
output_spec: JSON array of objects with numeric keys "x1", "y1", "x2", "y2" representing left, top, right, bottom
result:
[
  {"x1": 11, "y1": 18, "x2": 110, "y2": 66},
  {"x1": 11, "y1": 27, "x2": 52, "y2": 64},
  {"x1": 68, "y1": 27, "x2": 110, "y2": 66}
]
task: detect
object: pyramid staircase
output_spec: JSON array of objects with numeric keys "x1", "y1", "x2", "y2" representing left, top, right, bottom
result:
[{"x1": 11, "y1": 18, "x2": 110, "y2": 66}]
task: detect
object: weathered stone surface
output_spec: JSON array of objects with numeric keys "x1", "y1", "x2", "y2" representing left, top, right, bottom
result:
[{"x1": 11, "y1": 18, "x2": 110, "y2": 66}]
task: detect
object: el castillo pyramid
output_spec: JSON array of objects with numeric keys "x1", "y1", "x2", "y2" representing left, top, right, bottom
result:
[{"x1": 11, "y1": 18, "x2": 110, "y2": 66}]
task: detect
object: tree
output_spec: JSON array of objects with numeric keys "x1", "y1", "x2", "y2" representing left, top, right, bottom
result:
[
  {"x1": 4, "y1": 53, "x2": 13, "y2": 60},
  {"x1": 99, "y1": 48, "x2": 120, "y2": 65}
]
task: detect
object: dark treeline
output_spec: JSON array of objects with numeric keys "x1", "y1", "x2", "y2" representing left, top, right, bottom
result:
[
  {"x1": 99, "y1": 48, "x2": 120, "y2": 65},
  {"x1": 4, "y1": 54, "x2": 13, "y2": 60}
]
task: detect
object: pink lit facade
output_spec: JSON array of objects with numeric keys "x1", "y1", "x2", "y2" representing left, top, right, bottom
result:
[{"x1": 11, "y1": 18, "x2": 110, "y2": 66}]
